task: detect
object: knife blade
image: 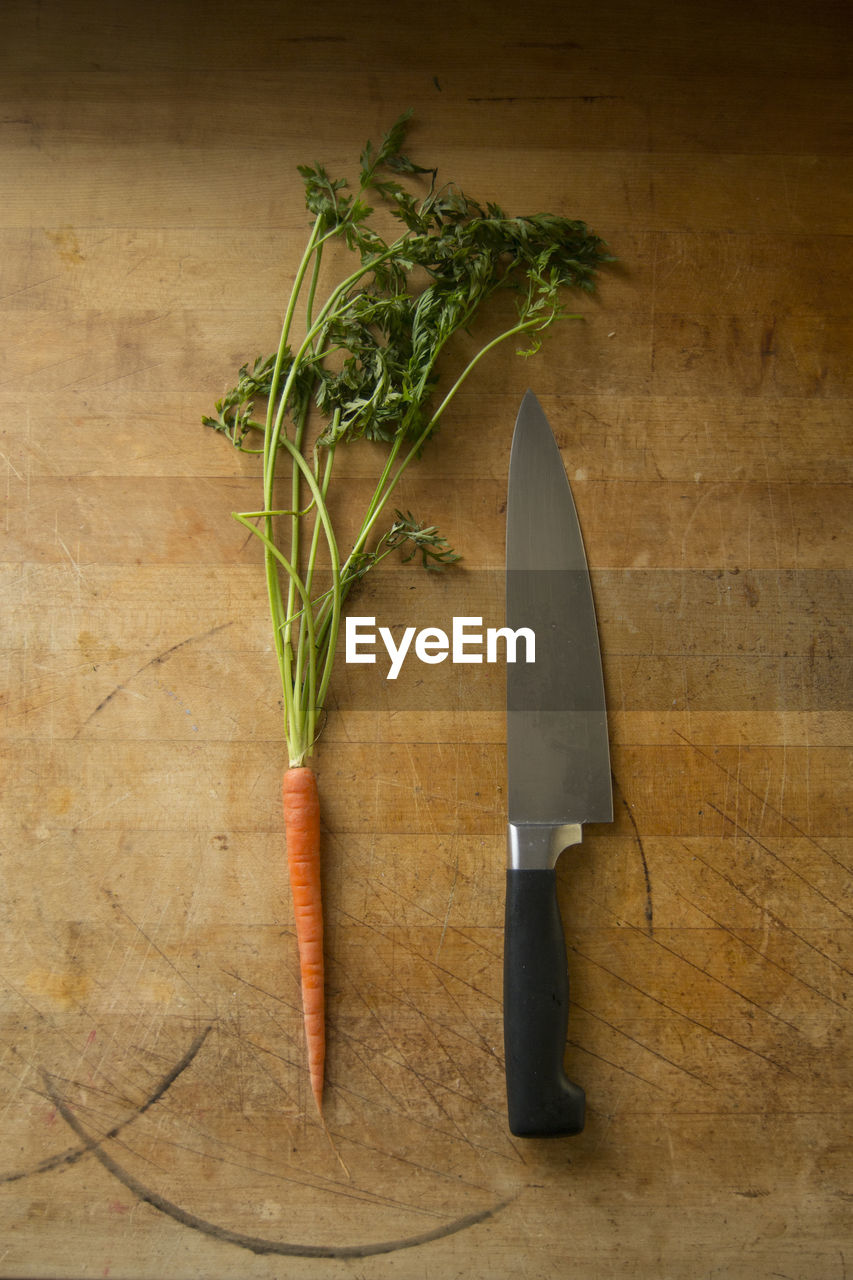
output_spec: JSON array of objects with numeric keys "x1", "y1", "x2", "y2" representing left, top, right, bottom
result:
[{"x1": 503, "y1": 389, "x2": 613, "y2": 1137}]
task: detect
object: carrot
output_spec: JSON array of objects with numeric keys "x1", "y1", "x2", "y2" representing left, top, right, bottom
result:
[{"x1": 282, "y1": 764, "x2": 324, "y2": 1111}]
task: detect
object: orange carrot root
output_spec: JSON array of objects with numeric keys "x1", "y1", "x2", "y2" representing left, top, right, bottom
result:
[{"x1": 282, "y1": 764, "x2": 324, "y2": 1111}]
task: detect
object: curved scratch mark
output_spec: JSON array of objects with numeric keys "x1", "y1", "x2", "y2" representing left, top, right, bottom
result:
[
  {"x1": 0, "y1": 1026, "x2": 212, "y2": 1185},
  {"x1": 612, "y1": 772, "x2": 653, "y2": 934},
  {"x1": 77, "y1": 623, "x2": 232, "y2": 731},
  {"x1": 43, "y1": 1075, "x2": 514, "y2": 1259}
]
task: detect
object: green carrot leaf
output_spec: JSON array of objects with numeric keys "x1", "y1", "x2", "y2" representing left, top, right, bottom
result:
[{"x1": 203, "y1": 113, "x2": 613, "y2": 763}]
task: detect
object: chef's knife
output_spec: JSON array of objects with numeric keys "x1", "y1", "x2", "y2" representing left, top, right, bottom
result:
[{"x1": 503, "y1": 389, "x2": 613, "y2": 1138}]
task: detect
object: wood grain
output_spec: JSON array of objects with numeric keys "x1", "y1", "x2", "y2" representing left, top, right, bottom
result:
[{"x1": 1, "y1": 0, "x2": 850, "y2": 1276}]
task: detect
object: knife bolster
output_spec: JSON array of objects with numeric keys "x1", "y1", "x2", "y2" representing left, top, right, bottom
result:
[{"x1": 508, "y1": 822, "x2": 583, "y2": 870}]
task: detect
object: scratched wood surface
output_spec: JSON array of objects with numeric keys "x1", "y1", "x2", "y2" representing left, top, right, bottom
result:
[{"x1": 1, "y1": 0, "x2": 851, "y2": 1276}]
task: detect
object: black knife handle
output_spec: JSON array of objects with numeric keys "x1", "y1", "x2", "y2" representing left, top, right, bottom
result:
[{"x1": 503, "y1": 868, "x2": 585, "y2": 1137}]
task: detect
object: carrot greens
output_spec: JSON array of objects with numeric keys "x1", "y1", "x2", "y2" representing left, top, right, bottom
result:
[{"x1": 204, "y1": 111, "x2": 610, "y2": 768}]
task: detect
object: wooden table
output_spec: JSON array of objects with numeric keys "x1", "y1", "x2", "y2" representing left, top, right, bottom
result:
[{"x1": 1, "y1": 1, "x2": 850, "y2": 1275}]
